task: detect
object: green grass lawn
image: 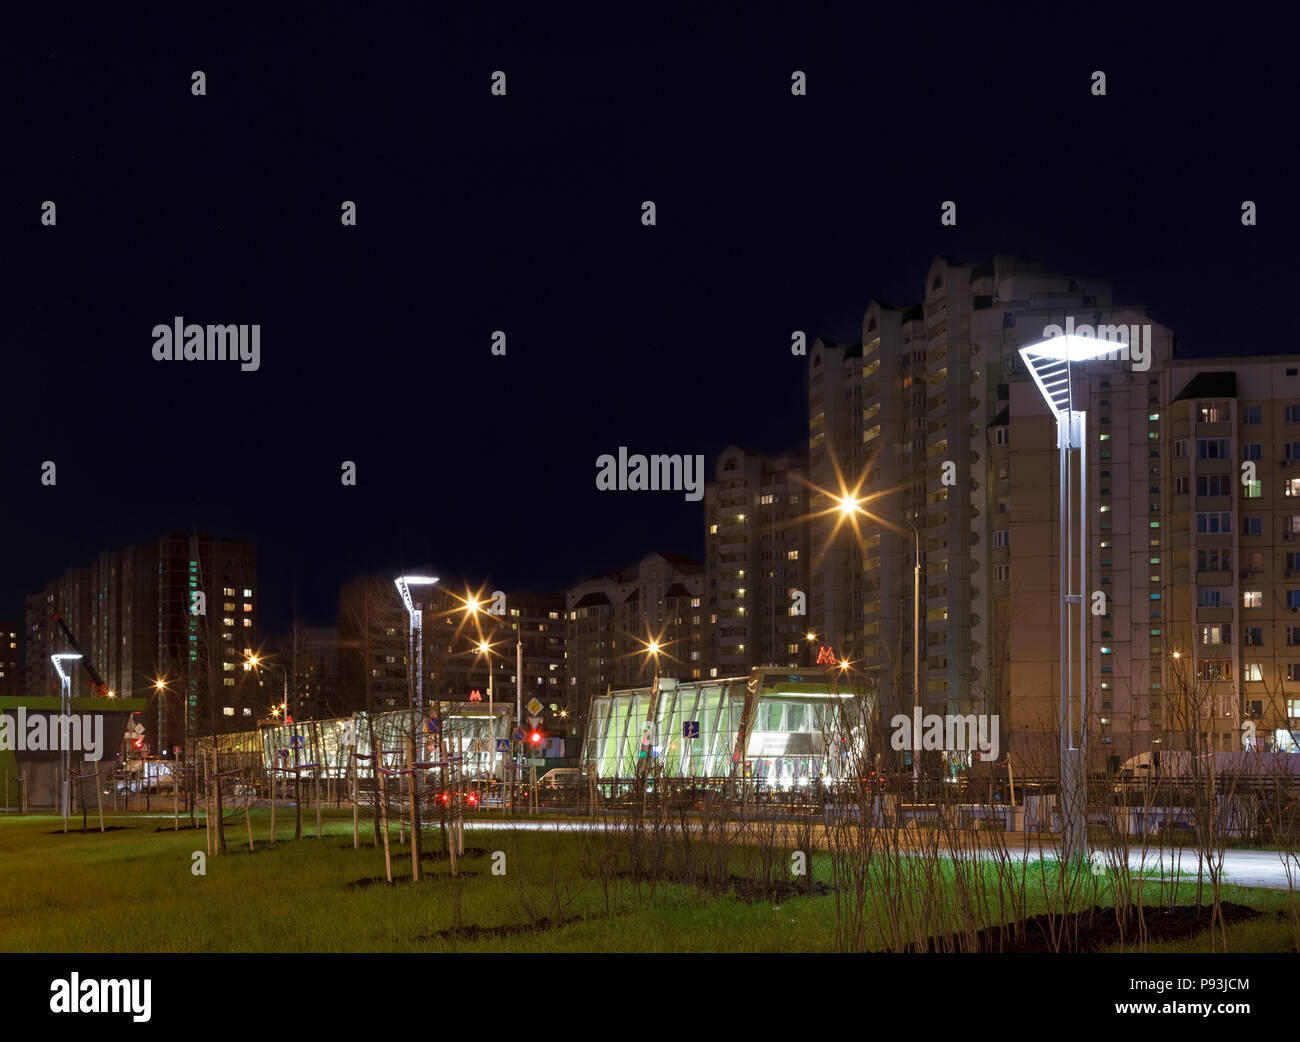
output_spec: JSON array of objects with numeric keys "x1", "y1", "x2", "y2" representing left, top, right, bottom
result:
[{"x1": 0, "y1": 811, "x2": 1294, "y2": 952}]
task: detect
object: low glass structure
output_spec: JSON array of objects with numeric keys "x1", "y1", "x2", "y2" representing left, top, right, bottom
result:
[{"x1": 581, "y1": 667, "x2": 874, "y2": 790}]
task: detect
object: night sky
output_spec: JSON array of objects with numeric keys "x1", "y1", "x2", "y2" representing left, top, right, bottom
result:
[{"x1": 5, "y1": 3, "x2": 1296, "y2": 635}]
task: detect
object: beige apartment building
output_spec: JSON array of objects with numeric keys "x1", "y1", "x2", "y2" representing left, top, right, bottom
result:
[
  {"x1": 1159, "y1": 360, "x2": 1300, "y2": 756},
  {"x1": 704, "y1": 446, "x2": 809, "y2": 677},
  {"x1": 811, "y1": 254, "x2": 1188, "y2": 770}
]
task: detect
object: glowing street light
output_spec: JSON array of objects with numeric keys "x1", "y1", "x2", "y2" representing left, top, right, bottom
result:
[
  {"x1": 838, "y1": 494, "x2": 923, "y2": 794},
  {"x1": 395, "y1": 575, "x2": 439, "y2": 715},
  {"x1": 51, "y1": 653, "x2": 82, "y2": 821},
  {"x1": 1019, "y1": 331, "x2": 1123, "y2": 865},
  {"x1": 473, "y1": 637, "x2": 500, "y2": 784}
]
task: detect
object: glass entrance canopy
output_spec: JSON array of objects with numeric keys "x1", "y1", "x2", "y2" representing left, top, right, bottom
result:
[{"x1": 580, "y1": 667, "x2": 874, "y2": 790}]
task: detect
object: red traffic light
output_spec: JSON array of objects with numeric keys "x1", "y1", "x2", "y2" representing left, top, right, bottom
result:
[
  {"x1": 132, "y1": 738, "x2": 144, "y2": 749},
  {"x1": 530, "y1": 732, "x2": 541, "y2": 744}
]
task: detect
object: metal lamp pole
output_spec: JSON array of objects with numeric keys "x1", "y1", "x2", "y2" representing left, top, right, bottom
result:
[
  {"x1": 840, "y1": 500, "x2": 922, "y2": 796},
  {"x1": 52, "y1": 654, "x2": 82, "y2": 823},
  {"x1": 395, "y1": 576, "x2": 439, "y2": 718},
  {"x1": 1020, "y1": 332, "x2": 1118, "y2": 866}
]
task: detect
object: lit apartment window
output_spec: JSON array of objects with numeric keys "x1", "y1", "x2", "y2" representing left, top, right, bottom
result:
[
  {"x1": 1286, "y1": 478, "x2": 1300, "y2": 497},
  {"x1": 243, "y1": 603, "x2": 252, "y2": 612},
  {"x1": 222, "y1": 617, "x2": 234, "y2": 627},
  {"x1": 1198, "y1": 401, "x2": 1231, "y2": 423},
  {"x1": 1243, "y1": 590, "x2": 1263, "y2": 608},
  {"x1": 223, "y1": 706, "x2": 235, "y2": 715},
  {"x1": 786, "y1": 550, "x2": 799, "y2": 560},
  {"x1": 223, "y1": 602, "x2": 236, "y2": 611},
  {"x1": 243, "y1": 707, "x2": 252, "y2": 716},
  {"x1": 243, "y1": 619, "x2": 252, "y2": 627},
  {"x1": 1198, "y1": 624, "x2": 1231, "y2": 645},
  {"x1": 1245, "y1": 480, "x2": 1263, "y2": 499},
  {"x1": 709, "y1": 524, "x2": 718, "y2": 535},
  {"x1": 1244, "y1": 663, "x2": 1263, "y2": 682},
  {"x1": 223, "y1": 587, "x2": 235, "y2": 596},
  {"x1": 243, "y1": 589, "x2": 252, "y2": 597}
]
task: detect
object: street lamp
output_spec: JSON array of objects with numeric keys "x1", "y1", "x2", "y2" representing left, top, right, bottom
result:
[
  {"x1": 395, "y1": 576, "x2": 439, "y2": 716},
  {"x1": 51, "y1": 653, "x2": 82, "y2": 821},
  {"x1": 840, "y1": 495, "x2": 923, "y2": 794},
  {"x1": 475, "y1": 639, "x2": 498, "y2": 783},
  {"x1": 244, "y1": 655, "x2": 289, "y2": 720},
  {"x1": 465, "y1": 595, "x2": 516, "y2": 799},
  {"x1": 1019, "y1": 331, "x2": 1121, "y2": 866}
]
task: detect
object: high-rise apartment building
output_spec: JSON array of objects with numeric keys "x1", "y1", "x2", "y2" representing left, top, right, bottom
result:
[
  {"x1": 704, "y1": 446, "x2": 809, "y2": 676},
  {"x1": 812, "y1": 254, "x2": 1178, "y2": 766},
  {"x1": 0, "y1": 620, "x2": 20, "y2": 698},
  {"x1": 566, "y1": 552, "x2": 705, "y2": 720},
  {"x1": 1160, "y1": 360, "x2": 1300, "y2": 755},
  {"x1": 25, "y1": 534, "x2": 260, "y2": 755}
]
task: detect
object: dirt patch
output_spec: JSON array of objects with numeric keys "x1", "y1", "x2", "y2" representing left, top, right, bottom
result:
[
  {"x1": 415, "y1": 915, "x2": 579, "y2": 942},
  {"x1": 347, "y1": 871, "x2": 481, "y2": 890},
  {"x1": 422, "y1": 847, "x2": 490, "y2": 861},
  {"x1": 902, "y1": 902, "x2": 1263, "y2": 953},
  {"x1": 731, "y1": 876, "x2": 832, "y2": 902},
  {"x1": 594, "y1": 869, "x2": 831, "y2": 902}
]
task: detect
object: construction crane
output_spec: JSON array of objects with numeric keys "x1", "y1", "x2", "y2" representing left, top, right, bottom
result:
[{"x1": 50, "y1": 613, "x2": 111, "y2": 698}]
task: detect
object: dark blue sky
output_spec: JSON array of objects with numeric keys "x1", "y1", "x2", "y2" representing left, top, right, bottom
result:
[{"x1": 4, "y1": 2, "x2": 1296, "y2": 634}]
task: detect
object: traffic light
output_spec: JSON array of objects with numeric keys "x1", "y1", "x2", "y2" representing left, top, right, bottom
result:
[
  {"x1": 529, "y1": 731, "x2": 542, "y2": 746},
  {"x1": 132, "y1": 737, "x2": 144, "y2": 750}
]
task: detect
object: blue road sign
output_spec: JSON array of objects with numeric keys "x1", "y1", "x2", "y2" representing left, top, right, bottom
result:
[
  {"x1": 290, "y1": 735, "x2": 304, "y2": 749},
  {"x1": 511, "y1": 727, "x2": 526, "y2": 742},
  {"x1": 425, "y1": 716, "x2": 441, "y2": 733},
  {"x1": 683, "y1": 721, "x2": 700, "y2": 739},
  {"x1": 495, "y1": 738, "x2": 511, "y2": 752}
]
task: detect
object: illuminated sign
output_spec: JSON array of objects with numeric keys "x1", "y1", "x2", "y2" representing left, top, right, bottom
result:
[{"x1": 815, "y1": 645, "x2": 836, "y2": 665}]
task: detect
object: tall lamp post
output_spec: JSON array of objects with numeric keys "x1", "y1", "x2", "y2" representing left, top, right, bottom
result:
[
  {"x1": 51, "y1": 653, "x2": 82, "y2": 821},
  {"x1": 475, "y1": 640, "x2": 497, "y2": 783},
  {"x1": 838, "y1": 497, "x2": 922, "y2": 795},
  {"x1": 1019, "y1": 332, "x2": 1119, "y2": 866},
  {"x1": 395, "y1": 576, "x2": 439, "y2": 716}
]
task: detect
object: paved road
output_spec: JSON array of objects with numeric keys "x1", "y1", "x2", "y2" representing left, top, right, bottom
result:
[{"x1": 460, "y1": 818, "x2": 1300, "y2": 891}]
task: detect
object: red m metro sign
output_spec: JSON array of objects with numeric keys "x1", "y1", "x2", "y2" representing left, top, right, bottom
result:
[{"x1": 815, "y1": 645, "x2": 837, "y2": 666}]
